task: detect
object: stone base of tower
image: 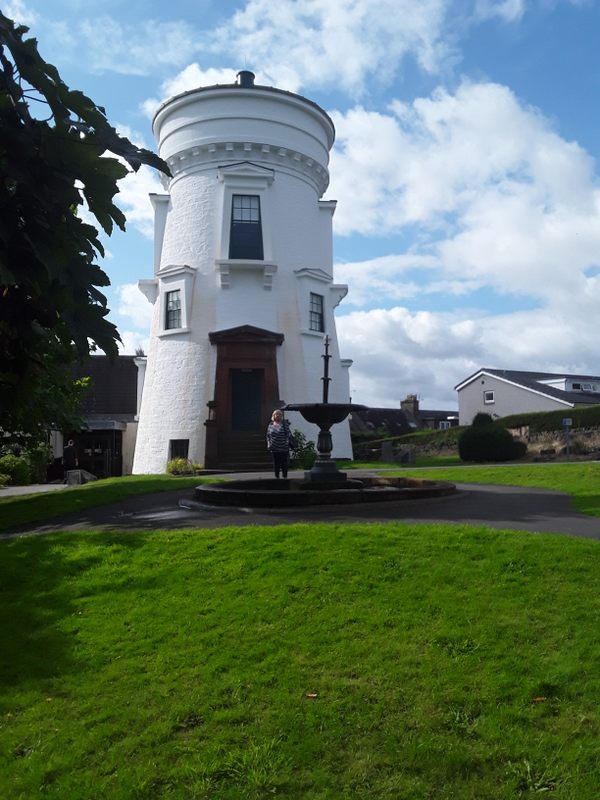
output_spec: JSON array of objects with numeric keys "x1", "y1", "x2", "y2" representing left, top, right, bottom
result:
[{"x1": 133, "y1": 322, "x2": 353, "y2": 473}]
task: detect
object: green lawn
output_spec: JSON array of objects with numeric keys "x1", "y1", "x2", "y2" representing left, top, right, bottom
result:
[
  {"x1": 0, "y1": 475, "x2": 207, "y2": 532},
  {"x1": 2, "y1": 522, "x2": 600, "y2": 799},
  {"x1": 400, "y1": 462, "x2": 600, "y2": 517},
  {"x1": 347, "y1": 454, "x2": 462, "y2": 469}
]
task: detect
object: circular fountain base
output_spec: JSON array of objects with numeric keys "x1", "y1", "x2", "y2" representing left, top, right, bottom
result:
[{"x1": 195, "y1": 476, "x2": 456, "y2": 508}]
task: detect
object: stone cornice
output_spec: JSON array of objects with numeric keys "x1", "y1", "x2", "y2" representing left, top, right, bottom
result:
[{"x1": 165, "y1": 140, "x2": 330, "y2": 196}]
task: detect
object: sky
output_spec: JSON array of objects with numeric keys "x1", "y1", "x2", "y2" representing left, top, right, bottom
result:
[{"x1": 6, "y1": 0, "x2": 600, "y2": 410}]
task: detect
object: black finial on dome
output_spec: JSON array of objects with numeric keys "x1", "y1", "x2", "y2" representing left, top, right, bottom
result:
[{"x1": 236, "y1": 70, "x2": 255, "y2": 88}]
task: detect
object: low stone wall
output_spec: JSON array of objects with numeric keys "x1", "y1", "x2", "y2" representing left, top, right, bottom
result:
[
  {"x1": 354, "y1": 425, "x2": 600, "y2": 462},
  {"x1": 509, "y1": 426, "x2": 600, "y2": 458}
]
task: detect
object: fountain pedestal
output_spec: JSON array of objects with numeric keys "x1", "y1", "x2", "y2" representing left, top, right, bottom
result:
[{"x1": 283, "y1": 402, "x2": 365, "y2": 483}]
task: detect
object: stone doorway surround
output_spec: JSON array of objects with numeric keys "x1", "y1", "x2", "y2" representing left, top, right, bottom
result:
[{"x1": 205, "y1": 325, "x2": 284, "y2": 468}]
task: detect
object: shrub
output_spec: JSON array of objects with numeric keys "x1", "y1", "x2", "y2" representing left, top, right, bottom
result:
[
  {"x1": 290, "y1": 429, "x2": 317, "y2": 469},
  {"x1": 166, "y1": 458, "x2": 194, "y2": 475},
  {"x1": 472, "y1": 412, "x2": 494, "y2": 427},
  {"x1": 0, "y1": 453, "x2": 32, "y2": 485},
  {"x1": 0, "y1": 472, "x2": 10, "y2": 487},
  {"x1": 459, "y1": 423, "x2": 527, "y2": 463},
  {"x1": 26, "y1": 442, "x2": 53, "y2": 482}
]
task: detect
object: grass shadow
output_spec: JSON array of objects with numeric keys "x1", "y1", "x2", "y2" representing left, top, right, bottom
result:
[{"x1": 0, "y1": 533, "x2": 103, "y2": 690}]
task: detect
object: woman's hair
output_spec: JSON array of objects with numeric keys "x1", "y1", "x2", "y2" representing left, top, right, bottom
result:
[{"x1": 271, "y1": 409, "x2": 283, "y2": 421}]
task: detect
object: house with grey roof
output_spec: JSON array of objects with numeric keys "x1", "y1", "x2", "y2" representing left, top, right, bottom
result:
[{"x1": 455, "y1": 369, "x2": 600, "y2": 426}]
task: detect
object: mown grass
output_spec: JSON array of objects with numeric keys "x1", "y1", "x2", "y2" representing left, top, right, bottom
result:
[
  {"x1": 0, "y1": 475, "x2": 206, "y2": 533},
  {"x1": 2, "y1": 522, "x2": 600, "y2": 798},
  {"x1": 347, "y1": 454, "x2": 462, "y2": 469},
  {"x1": 398, "y1": 462, "x2": 600, "y2": 517}
]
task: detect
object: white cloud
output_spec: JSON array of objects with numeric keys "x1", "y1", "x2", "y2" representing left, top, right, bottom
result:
[
  {"x1": 338, "y1": 302, "x2": 600, "y2": 408},
  {"x1": 76, "y1": 17, "x2": 198, "y2": 76},
  {"x1": 474, "y1": 0, "x2": 525, "y2": 22},
  {"x1": 3, "y1": 0, "x2": 38, "y2": 25},
  {"x1": 141, "y1": 65, "x2": 240, "y2": 118},
  {"x1": 116, "y1": 283, "x2": 154, "y2": 331},
  {"x1": 118, "y1": 330, "x2": 150, "y2": 356},
  {"x1": 329, "y1": 81, "x2": 600, "y2": 306},
  {"x1": 116, "y1": 164, "x2": 163, "y2": 239},
  {"x1": 328, "y1": 78, "x2": 600, "y2": 406},
  {"x1": 212, "y1": 0, "x2": 454, "y2": 96}
]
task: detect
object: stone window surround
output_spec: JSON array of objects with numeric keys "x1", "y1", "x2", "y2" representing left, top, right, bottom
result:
[
  {"x1": 294, "y1": 267, "x2": 348, "y2": 338},
  {"x1": 215, "y1": 163, "x2": 276, "y2": 290},
  {"x1": 138, "y1": 264, "x2": 197, "y2": 337}
]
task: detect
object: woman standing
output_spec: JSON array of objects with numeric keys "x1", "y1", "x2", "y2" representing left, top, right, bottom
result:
[{"x1": 266, "y1": 409, "x2": 292, "y2": 478}]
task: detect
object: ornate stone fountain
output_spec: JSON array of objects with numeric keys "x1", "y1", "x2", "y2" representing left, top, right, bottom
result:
[{"x1": 284, "y1": 336, "x2": 366, "y2": 484}]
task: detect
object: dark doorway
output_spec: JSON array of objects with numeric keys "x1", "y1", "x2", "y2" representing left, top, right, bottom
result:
[
  {"x1": 231, "y1": 369, "x2": 263, "y2": 431},
  {"x1": 77, "y1": 430, "x2": 123, "y2": 478},
  {"x1": 206, "y1": 325, "x2": 284, "y2": 469}
]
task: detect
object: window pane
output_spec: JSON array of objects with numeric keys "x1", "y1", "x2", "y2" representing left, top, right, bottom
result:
[
  {"x1": 165, "y1": 289, "x2": 182, "y2": 330},
  {"x1": 309, "y1": 292, "x2": 324, "y2": 332},
  {"x1": 230, "y1": 194, "x2": 263, "y2": 259},
  {"x1": 170, "y1": 439, "x2": 189, "y2": 459}
]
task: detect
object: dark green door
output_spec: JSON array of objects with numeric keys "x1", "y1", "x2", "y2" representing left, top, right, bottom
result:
[{"x1": 231, "y1": 369, "x2": 263, "y2": 431}]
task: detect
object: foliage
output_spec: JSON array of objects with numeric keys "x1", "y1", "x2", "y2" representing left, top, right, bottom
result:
[
  {"x1": 289, "y1": 428, "x2": 317, "y2": 469},
  {"x1": 499, "y1": 404, "x2": 600, "y2": 433},
  {"x1": 0, "y1": 472, "x2": 9, "y2": 486},
  {"x1": 351, "y1": 427, "x2": 393, "y2": 444},
  {"x1": 459, "y1": 419, "x2": 527, "y2": 463},
  {"x1": 0, "y1": 452, "x2": 31, "y2": 485},
  {"x1": 166, "y1": 457, "x2": 195, "y2": 475},
  {"x1": 472, "y1": 411, "x2": 494, "y2": 427},
  {"x1": 352, "y1": 426, "x2": 463, "y2": 462},
  {"x1": 1, "y1": 351, "x2": 91, "y2": 441},
  {"x1": 0, "y1": 12, "x2": 169, "y2": 424},
  {"x1": 23, "y1": 440, "x2": 53, "y2": 482},
  {"x1": 2, "y1": 523, "x2": 600, "y2": 798}
]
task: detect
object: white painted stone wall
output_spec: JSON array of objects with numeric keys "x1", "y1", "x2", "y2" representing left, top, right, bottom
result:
[
  {"x1": 121, "y1": 422, "x2": 138, "y2": 475},
  {"x1": 133, "y1": 77, "x2": 352, "y2": 473}
]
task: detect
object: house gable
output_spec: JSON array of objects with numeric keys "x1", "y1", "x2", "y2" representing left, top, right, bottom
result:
[{"x1": 455, "y1": 367, "x2": 600, "y2": 425}]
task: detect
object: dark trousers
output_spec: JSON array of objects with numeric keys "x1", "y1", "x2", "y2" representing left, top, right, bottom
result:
[{"x1": 271, "y1": 451, "x2": 289, "y2": 478}]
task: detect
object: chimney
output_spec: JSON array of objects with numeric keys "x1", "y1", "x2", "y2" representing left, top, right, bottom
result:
[
  {"x1": 401, "y1": 394, "x2": 420, "y2": 418},
  {"x1": 236, "y1": 70, "x2": 255, "y2": 88}
]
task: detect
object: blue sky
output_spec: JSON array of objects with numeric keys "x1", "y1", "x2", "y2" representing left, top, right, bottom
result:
[{"x1": 7, "y1": 0, "x2": 600, "y2": 408}]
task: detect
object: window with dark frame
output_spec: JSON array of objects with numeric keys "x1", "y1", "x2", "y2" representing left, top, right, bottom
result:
[
  {"x1": 165, "y1": 289, "x2": 182, "y2": 330},
  {"x1": 483, "y1": 390, "x2": 495, "y2": 404},
  {"x1": 309, "y1": 292, "x2": 324, "y2": 332},
  {"x1": 169, "y1": 439, "x2": 189, "y2": 460},
  {"x1": 229, "y1": 194, "x2": 264, "y2": 260}
]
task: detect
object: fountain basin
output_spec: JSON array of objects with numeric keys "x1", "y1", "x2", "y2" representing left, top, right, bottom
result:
[
  {"x1": 195, "y1": 476, "x2": 456, "y2": 508},
  {"x1": 284, "y1": 402, "x2": 363, "y2": 427}
]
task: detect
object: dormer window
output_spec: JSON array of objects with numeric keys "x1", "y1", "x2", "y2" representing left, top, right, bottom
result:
[{"x1": 229, "y1": 194, "x2": 263, "y2": 260}]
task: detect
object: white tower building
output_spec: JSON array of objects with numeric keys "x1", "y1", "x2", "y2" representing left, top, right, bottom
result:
[{"x1": 133, "y1": 71, "x2": 352, "y2": 473}]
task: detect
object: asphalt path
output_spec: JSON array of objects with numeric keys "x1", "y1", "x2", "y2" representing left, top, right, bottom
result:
[{"x1": 2, "y1": 473, "x2": 600, "y2": 540}]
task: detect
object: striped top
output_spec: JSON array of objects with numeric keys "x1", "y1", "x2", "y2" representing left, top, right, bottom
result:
[{"x1": 267, "y1": 420, "x2": 291, "y2": 453}]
